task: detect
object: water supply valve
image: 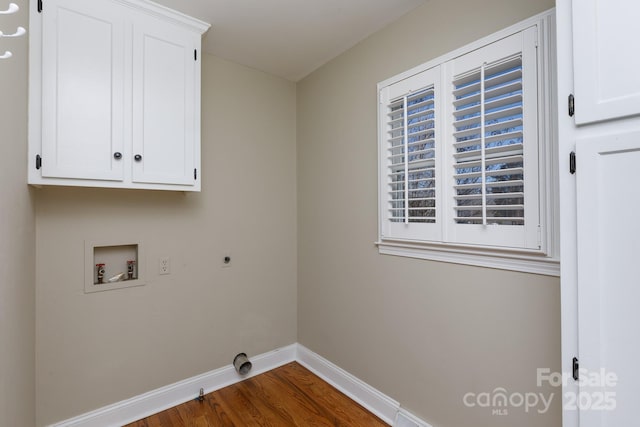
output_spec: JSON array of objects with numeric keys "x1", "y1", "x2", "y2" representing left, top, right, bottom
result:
[
  {"x1": 127, "y1": 260, "x2": 136, "y2": 280},
  {"x1": 96, "y1": 263, "x2": 106, "y2": 284}
]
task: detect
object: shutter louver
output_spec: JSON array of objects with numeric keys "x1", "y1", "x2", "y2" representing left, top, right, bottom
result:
[
  {"x1": 452, "y1": 56, "x2": 525, "y2": 226},
  {"x1": 387, "y1": 86, "x2": 436, "y2": 223}
]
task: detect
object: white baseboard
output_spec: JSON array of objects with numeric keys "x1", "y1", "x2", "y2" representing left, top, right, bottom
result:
[
  {"x1": 296, "y1": 345, "x2": 432, "y2": 427},
  {"x1": 296, "y1": 344, "x2": 400, "y2": 425},
  {"x1": 50, "y1": 344, "x2": 297, "y2": 427},
  {"x1": 50, "y1": 343, "x2": 431, "y2": 427},
  {"x1": 394, "y1": 407, "x2": 433, "y2": 427}
]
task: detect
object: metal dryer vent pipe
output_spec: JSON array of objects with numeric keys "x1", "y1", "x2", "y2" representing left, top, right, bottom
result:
[{"x1": 233, "y1": 353, "x2": 252, "y2": 375}]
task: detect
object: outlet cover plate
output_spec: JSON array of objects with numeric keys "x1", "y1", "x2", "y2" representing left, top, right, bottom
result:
[{"x1": 159, "y1": 257, "x2": 171, "y2": 275}]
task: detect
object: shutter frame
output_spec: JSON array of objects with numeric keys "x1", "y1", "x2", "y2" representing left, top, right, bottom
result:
[
  {"x1": 379, "y1": 66, "x2": 442, "y2": 242},
  {"x1": 444, "y1": 27, "x2": 541, "y2": 250}
]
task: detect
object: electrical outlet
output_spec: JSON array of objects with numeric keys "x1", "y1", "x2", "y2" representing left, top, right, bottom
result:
[{"x1": 159, "y1": 257, "x2": 171, "y2": 275}]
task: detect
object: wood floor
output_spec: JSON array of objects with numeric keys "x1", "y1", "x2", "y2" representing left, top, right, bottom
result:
[{"x1": 124, "y1": 362, "x2": 389, "y2": 427}]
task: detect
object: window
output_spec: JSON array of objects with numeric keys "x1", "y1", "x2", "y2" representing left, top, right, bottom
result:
[{"x1": 377, "y1": 11, "x2": 558, "y2": 275}]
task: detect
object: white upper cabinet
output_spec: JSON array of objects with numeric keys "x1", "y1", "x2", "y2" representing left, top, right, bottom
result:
[
  {"x1": 29, "y1": 0, "x2": 210, "y2": 191},
  {"x1": 41, "y1": 0, "x2": 125, "y2": 181},
  {"x1": 572, "y1": 0, "x2": 640, "y2": 124},
  {"x1": 131, "y1": 14, "x2": 197, "y2": 186}
]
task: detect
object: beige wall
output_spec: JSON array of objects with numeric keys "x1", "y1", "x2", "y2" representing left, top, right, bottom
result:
[
  {"x1": 16, "y1": 1, "x2": 565, "y2": 425},
  {"x1": 35, "y1": 54, "x2": 297, "y2": 425},
  {"x1": 0, "y1": 1, "x2": 36, "y2": 426},
  {"x1": 296, "y1": 1, "x2": 560, "y2": 426}
]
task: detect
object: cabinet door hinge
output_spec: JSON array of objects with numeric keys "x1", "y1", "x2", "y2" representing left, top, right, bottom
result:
[
  {"x1": 37, "y1": 0, "x2": 43, "y2": 13},
  {"x1": 572, "y1": 357, "x2": 579, "y2": 381},
  {"x1": 35, "y1": 154, "x2": 42, "y2": 170},
  {"x1": 194, "y1": 168, "x2": 197, "y2": 180},
  {"x1": 568, "y1": 94, "x2": 575, "y2": 117},
  {"x1": 194, "y1": 49, "x2": 197, "y2": 61},
  {"x1": 569, "y1": 151, "x2": 576, "y2": 174}
]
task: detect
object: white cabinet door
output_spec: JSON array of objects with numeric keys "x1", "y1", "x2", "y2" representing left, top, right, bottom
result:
[
  {"x1": 572, "y1": 0, "x2": 640, "y2": 124},
  {"x1": 559, "y1": 2, "x2": 640, "y2": 426},
  {"x1": 576, "y1": 131, "x2": 640, "y2": 427},
  {"x1": 41, "y1": 0, "x2": 125, "y2": 181},
  {"x1": 131, "y1": 16, "x2": 198, "y2": 187}
]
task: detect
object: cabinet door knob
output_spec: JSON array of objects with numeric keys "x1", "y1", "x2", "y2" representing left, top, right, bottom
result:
[
  {"x1": 113, "y1": 152, "x2": 122, "y2": 160},
  {"x1": 134, "y1": 154, "x2": 142, "y2": 162}
]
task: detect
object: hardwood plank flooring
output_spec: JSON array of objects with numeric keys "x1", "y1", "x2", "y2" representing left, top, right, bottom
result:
[{"x1": 125, "y1": 362, "x2": 389, "y2": 427}]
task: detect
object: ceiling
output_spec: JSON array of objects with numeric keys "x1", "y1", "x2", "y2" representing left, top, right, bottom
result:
[{"x1": 151, "y1": 0, "x2": 427, "y2": 82}]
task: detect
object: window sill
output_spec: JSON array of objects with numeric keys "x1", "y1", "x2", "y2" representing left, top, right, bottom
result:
[{"x1": 375, "y1": 240, "x2": 560, "y2": 276}]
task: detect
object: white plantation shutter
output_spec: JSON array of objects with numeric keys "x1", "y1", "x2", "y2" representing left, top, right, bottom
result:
[
  {"x1": 446, "y1": 28, "x2": 540, "y2": 249},
  {"x1": 380, "y1": 66, "x2": 441, "y2": 242},
  {"x1": 452, "y1": 56, "x2": 525, "y2": 226},
  {"x1": 378, "y1": 24, "x2": 548, "y2": 257},
  {"x1": 387, "y1": 87, "x2": 436, "y2": 223}
]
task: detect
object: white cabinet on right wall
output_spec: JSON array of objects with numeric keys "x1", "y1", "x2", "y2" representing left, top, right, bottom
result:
[
  {"x1": 557, "y1": 1, "x2": 640, "y2": 427},
  {"x1": 572, "y1": 0, "x2": 640, "y2": 124},
  {"x1": 575, "y1": 131, "x2": 640, "y2": 427}
]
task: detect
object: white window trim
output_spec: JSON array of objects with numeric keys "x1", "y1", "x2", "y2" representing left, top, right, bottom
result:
[{"x1": 376, "y1": 9, "x2": 559, "y2": 277}]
